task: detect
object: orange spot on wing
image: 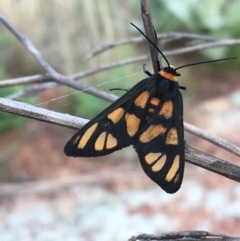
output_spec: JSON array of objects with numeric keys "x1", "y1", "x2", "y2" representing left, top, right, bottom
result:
[
  {"x1": 95, "y1": 132, "x2": 107, "y2": 151},
  {"x1": 165, "y1": 128, "x2": 178, "y2": 145},
  {"x1": 145, "y1": 152, "x2": 162, "y2": 165},
  {"x1": 125, "y1": 113, "x2": 141, "y2": 137},
  {"x1": 134, "y1": 91, "x2": 149, "y2": 108},
  {"x1": 78, "y1": 123, "x2": 98, "y2": 149},
  {"x1": 165, "y1": 155, "x2": 180, "y2": 182},
  {"x1": 106, "y1": 133, "x2": 117, "y2": 149},
  {"x1": 140, "y1": 125, "x2": 166, "y2": 143},
  {"x1": 159, "y1": 100, "x2": 173, "y2": 119},
  {"x1": 151, "y1": 155, "x2": 167, "y2": 172},
  {"x1": 107, "y1": 108, "x2": 124, "y2": 124}
]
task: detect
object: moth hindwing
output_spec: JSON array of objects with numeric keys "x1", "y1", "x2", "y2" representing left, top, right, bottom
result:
[{"x1": 64, "y1": 66, "x2": 185, "y2": 194}]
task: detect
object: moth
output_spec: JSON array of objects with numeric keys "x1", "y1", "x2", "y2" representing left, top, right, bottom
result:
[{"x1": 64, "y1": 23, "x2": 236, "y2": 193}]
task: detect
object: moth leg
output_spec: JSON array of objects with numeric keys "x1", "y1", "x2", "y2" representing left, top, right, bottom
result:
[
  {"x1": 143, "y1": 64, "x2": 152, "y2": 77},
  {"x1": 109, "y1": 88, "x2": 129, "y2": 92},
  {"x1": 179, "y1": 86, "x2": 186, "y2": 90},
  {"x1": 156, "y1": 59, "x2": 161, "y2": 72}
]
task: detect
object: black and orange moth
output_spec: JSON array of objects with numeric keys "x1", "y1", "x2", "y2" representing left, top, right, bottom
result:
[{"x1": 64, "y1": 23, "x2": 237, "y2": 193}]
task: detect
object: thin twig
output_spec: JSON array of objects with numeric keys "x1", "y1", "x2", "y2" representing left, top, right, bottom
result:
[
  {"x1": 0, "y1": 13, "x2": 61, "y2": 78},
  {"x1": 85, "y1": 32, "x2": 217, "y2": 60},
  {"x1": 185, "y1": 145, "x2": 240, "y2": 183},
  {"x1": 184, "y1": 123, "x2": 240, "y2": 157},
  {"x1": 0, "y1": 13, "x2": 72, "y2": 87},
  {"x1": 3, "y1": 37, "x2": 240, "y2": 102},
  {"x1": 7, "y1": 82, "x2": 57, "y2": 100},
  {"x1": 4, "y1": 74, "x2": 118, "y2": 103},
  {"x1": 0, "y1": 75, "x2": 50, "y2": 87},
  {"x1": 0, "y1": 97, "x2": 88, "y2": 129},
  {"x1": 3, "y1": 35, "x2": 240, "y2": 90},
  {"x1": 140, "y1": 0, "x2": 159, "y2": 73},
  {"x1": 2, "y1": 55, "x2": 147, "y2": 89},
  {"x1": 165, "y1": 38, "x2": 240, "y2": 57},
  {"x1": 0, "y1": 12, "x2": 112, "y2": 96},
  {"x1": 74, "y1": 38, "x2": 240, "y2": 86},
  {"x1": 70, "y1": 56, "x2": 146, "y2": 80}
]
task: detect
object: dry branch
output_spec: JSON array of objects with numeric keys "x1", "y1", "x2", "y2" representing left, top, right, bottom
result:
[
  {"x1": 4, "y1": 38, "x2": 240, "y2": 101},
  {"x1": 1, "y1": 97, "x2": 240, "y2": 185},
  {"x1": 140, "y1": 0, "x2": 159, "y2": 73},
  {"x1": 0, "y1": 97, "x2": 87, "y2": 129},
  {"x1": 184, "y1": 123, "x2": 240, "y2": 157},
  {"x1": 85, "y1": 32, "x2": 217, "y2": 60},
  {"x1": 130, "y1": 230, "x2": 239, "y2": 241}
]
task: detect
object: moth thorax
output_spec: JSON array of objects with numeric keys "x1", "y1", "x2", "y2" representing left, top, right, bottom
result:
[{"x1": 159, "y1": 70, "x2": 177, "y2": 82}]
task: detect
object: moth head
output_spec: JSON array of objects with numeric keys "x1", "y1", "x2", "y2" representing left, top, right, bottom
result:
[{"x1": 160, "y1": 65, "x2": 181, "y2": 81}]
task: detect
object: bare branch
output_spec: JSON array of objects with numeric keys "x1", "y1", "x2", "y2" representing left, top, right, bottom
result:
[
  {"x1": 0, "y1": 12, "x2": 103, "y2": 93},
  {"x1": 53, "y1": 80, "x2": 118, "y2": 103},
  {"x1": 85, "y1": 37, "x2": 240, "y2": 70},
  {"x1": 0, "y1": 97, "x2": 88, "y2": 129},
  {"x1": 71, "y1": 56, "x2": 147, "y2": 80},
  {"x1": 3, "y1": 34, "x2": 240, "y2": 102},
  {"x1": 1, "y1": 97, "x2": 240, "y2": 184},
  {"x1": 5, "y1": 56, "x2": 149, "y2": 101},
  {"x1": 7, "y1": 82, "x2": 57, "y2": 100},
  {"x1": 140, "y1": 0, "x2": 159, "y2": 73},
  {"x1": 130, "y1": 230, "x2": 239, "y2": 241},
  {"x1": 78, "y1": 37, "x2": 240, "y2": 80},
  {"x1": 2, "y1": 55, "x2": 146, "y2": 89},
  {"x1": 5, "y1": 75, "x2": 118, "y2": 103},
  {"x1": 185, "y1": 123, "x2": 240, "y2": 157},
  {"x1": 164, "y1": 38, "x2": 240, "y2": 57},
  {"x1": 185, "y1": 145, "x2": 240, "y2": 183},
  {"x1": 0, "y1": 75, "x2": 50, "y2": 87},
  {"x1": 79, "y1": 39, "x2": 240, "y2": 95},
  {"x1": 85, "y1": 32, "x2": 217, "y2": 60},
  {"x1": 3, "y1": 36, "x2": 240, "y2": 89},
  {"x1": 0, "y1": 13, "x2": 60, "y2": 77}
]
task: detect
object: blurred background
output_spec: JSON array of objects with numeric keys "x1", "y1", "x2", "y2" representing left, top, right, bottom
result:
[{"x1": 0, "y1": 0, "x2": 240, "y2": 240}]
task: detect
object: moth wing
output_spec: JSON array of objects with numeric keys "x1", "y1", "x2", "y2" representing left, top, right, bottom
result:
[
  {"x1": 64, "y1": 78, "x2": 151, "y2": 157},
  {"x1": 133, "y1": 91, "x2": 184, "y2": 193}
]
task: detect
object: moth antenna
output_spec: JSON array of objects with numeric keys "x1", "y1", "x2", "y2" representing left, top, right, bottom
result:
[
  {"x1": 130, "y1": 22, "x2": 170, "y2": 67},
  {"x1": 176, "y1": 57, "x2": 238, "y2": 70}
]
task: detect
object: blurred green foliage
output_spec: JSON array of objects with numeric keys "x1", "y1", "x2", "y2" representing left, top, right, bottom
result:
[
  {"x1": 151, "y1": 0, "x2": 240, "y2": 59},
  {"x1": 131, "y1": 0, "x2": 240, "y2": 60},
  {"x1": 148, "y1": 0, "x2": 240, "y2": 36}
]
